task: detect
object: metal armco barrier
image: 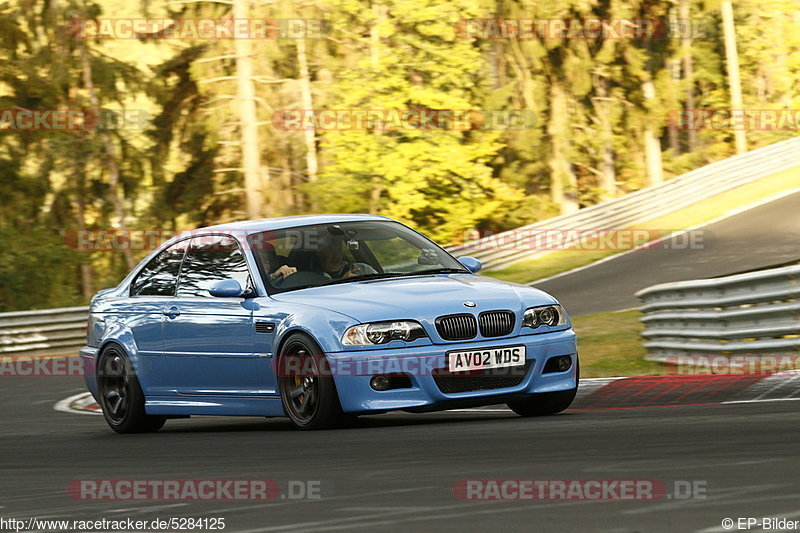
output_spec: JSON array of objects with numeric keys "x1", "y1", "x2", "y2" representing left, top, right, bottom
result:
[
  {"x1": 636, "y1": 265, "x2": 800, "y2": 360},
  {"x1": 448, "y1": 136, "x2": 800, "y2": 270},
  {"x1": 0, "y1": 306, "x2": 89, "y2": 357}
]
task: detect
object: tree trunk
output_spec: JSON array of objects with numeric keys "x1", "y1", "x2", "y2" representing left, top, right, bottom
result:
[
  {"x1": 80, "y1": 45, "x2": 135, "y2": 270},
  {"x1": 370, "y1": 3, "x2": 386, "y2": 70},
  {"x1": 71, "y1": 164, "x2": 94, "y2": 301},
  {"x1": 367, "y1": 2, "x2": 388, "y2": 215},
  {"x1": 721, "y1": 0, "x2": 747, "y2": 154},
  {"x1": 642, "y1": 78, "x2": 664, "y2": 186},
  {"x1": 679, "y1": 0, "x2": 697, "y2": 153},
  {"x1": 595, "y1": 78, "x2": 616, "y2": 200},
  {"x1": 234, "y1": 0, "x2": 265, "y2": 218},
  {"x1": 668, "y1": 57, "x2": 680, "y2": 154},
  {"x1": 508, "y1": 41, "x2": 535, "y2": 111},
  {"x1": 548, "y1": 82, "x2": 579, "y2": 214},
  {"x1": 369, "y1": 177, "x2": 382, "y2": 213},
  {"x1": 280, "y1": 145, "x2": 295, "y2": 214},
  {"x1": 296, "y1": 35, "x2": 319, "y2": 198}
]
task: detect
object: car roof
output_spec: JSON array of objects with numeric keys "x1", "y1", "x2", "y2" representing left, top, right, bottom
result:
[{"x1": 198, "y1": 213, "x2": 392, "y2": 235}]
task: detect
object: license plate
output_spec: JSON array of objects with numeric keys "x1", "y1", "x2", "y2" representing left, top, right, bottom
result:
[{"x1": 447, "y1": 345, "x2": 526, "y2": 372}]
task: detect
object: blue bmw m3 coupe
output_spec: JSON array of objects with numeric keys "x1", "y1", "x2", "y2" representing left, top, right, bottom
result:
[{"x1": 81, "y1": 214, "x2": 578, "y2": 431}]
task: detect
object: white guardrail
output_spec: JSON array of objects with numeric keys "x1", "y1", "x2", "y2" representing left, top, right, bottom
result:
[
  {"x1": 448, "y1": 136, "x2": 800, "y2": 270},
  {"x1": 0, "y1": 306, "x2": 89, "y2": 357},
  {"x1": 636, "y1": 265, "x2": 800, "y2": 361}
]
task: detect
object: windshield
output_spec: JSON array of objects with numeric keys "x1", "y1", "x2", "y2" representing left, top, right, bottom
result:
[{"x1": 247, "y1": 220, "x2": 469, "y2": 294}]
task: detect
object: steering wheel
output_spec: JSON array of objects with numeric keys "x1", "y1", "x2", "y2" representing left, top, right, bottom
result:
[{"x1": 271, "y1": 270, "x2": 329, "y2": 289}]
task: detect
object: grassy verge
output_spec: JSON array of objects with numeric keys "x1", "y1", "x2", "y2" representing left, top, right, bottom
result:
[
  {"x1": 487, "y1": 166, "x2": 800, "y2": 284},
  {"x1": 572, "y1": 309, "x2": 666, "y2": 378}
]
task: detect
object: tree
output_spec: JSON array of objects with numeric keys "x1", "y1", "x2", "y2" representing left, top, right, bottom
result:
[{"x1": 308, "y1": 0, "x2": 522, "y2": 241}]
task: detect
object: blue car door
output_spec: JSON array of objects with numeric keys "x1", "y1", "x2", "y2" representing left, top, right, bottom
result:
[
  {"x1": 125, "y1": 239, "x2": 189, "y2": 396},
  {"x1": 164, "y1": 234, "x2": 260, "y2": 395}
]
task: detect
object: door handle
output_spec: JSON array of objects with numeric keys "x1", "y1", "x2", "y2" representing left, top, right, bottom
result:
[{"x1": 163, "y1": 306, "x2": 181, "y2": 318}]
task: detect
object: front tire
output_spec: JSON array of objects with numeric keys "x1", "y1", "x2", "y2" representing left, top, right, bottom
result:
[
  {"x1": 507, "y1": 360, "x2": 579, "y2": 417},
  {"x1": 97, "y1": 344, "x2": 166, "y2": 434},
  {"x1": 278, "y1": 333, "x2": 347, "y2": 430}
]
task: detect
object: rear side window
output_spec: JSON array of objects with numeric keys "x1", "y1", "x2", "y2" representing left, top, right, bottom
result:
[
  {"x1": 177, "y1": 235, "x2": 251, "y2": 297},
  {"x1": 130, "y1": 240, "x2": 189, "y2": 296}
]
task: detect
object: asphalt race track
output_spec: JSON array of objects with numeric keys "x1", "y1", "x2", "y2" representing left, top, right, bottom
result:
[
  {"x1": 4, "y1": 192, "x2": 800, "y2": 532},
  {"x1": 535, "y1": 189, "x2": 800, "y2": 316},
  {"x1": 3, "y1": 377, "x2": 800, "y2": 533}
]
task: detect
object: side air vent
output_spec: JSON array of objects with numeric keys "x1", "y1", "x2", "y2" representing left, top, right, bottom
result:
[{"x1": 255, "y1": 322, "x2": 276, "y2": 334}]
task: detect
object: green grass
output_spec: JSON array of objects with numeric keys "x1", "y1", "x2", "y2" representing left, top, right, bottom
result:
[
  {"x1": 487, "y1": 249, "x2": 612, "y2": 285},
  {"x1": 572, "y1": 309, "x2": 666, "y2": 378},
  {"x1": 487, "y1": 166, "x2": 800, "y2": 284}
]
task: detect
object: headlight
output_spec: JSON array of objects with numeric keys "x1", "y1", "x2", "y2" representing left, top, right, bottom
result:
[
  {"x1": 342, "y1": 321, "x2": 428, "y2": 346},
  {"x1": 522, "y1": 305, "x2": 567, "y2": 329}
]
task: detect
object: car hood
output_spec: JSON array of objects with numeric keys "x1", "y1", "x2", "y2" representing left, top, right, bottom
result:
[{"x1": 271, "y1": 274, "x2": 559, "y2": 323}]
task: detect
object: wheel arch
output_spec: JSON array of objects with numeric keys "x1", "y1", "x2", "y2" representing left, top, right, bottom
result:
[
  {"x1": 95, "y1": 324, "x2": 145, "y2": 385},
  {"x1": 275, "y1": 327, "x2": 326, "y2": 359}
]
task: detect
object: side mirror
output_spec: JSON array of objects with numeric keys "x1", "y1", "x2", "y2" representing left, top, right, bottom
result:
[
  {"x1": 209, "y1": 279, "x2": 246, "y2": 298},
  {"x1": 458, "y1": 256, "x2": 482, "y2": 273}
]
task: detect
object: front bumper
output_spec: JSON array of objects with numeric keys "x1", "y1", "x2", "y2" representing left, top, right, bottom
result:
[{"x1": 327, "y1": 329, "x2": 577, "y2": 413}]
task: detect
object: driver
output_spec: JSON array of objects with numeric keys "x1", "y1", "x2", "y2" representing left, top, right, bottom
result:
[{"x1": 271, "y1": 237, "x2": 376, "y2": 281}]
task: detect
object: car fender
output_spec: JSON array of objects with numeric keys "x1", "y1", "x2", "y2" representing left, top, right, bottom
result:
[
  {"x1": 271, "y1": 306, "x2": 357, "y2": 356},
  {"x1": 96, "y1": 318, "x2": 144, "y2": 380}
]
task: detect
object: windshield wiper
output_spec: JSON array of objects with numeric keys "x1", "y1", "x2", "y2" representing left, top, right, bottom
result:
[
  {"x1": 296, "y1": 269, "x2": 468, "y2": 290},
  {"x1": 412, "y1": 267, "x2": 469, "y2": 275},
  {"x1": 318, "y1": 272, "x2": 410, "y2": 286}
]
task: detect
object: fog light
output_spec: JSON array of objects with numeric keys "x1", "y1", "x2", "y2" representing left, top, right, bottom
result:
[
  {"x1": 543, "y1": 355, "x2": 572, "y2": 374},
  {"x1": 370, "y1": 376, "x2": 392, "y2": 391}
]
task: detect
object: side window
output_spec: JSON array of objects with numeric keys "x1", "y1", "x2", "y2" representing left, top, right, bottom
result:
[
  {"x1": 130, "y1": 240, "x2": 189, "y2": 296},
  {"x1": 177, "y1": 235, "x2": 251, "y2": 297}
]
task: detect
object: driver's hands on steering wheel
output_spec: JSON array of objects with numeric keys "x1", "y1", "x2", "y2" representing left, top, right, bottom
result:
[{"x1": 270, "y1": 265, "x2": 297, "y2": 280}]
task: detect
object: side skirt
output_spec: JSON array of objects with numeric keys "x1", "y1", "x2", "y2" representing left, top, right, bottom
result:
[{"x1": 146, "y1": 395, "x2": 285, "y2": 417}]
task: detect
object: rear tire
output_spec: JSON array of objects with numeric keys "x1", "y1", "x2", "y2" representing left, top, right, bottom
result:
[
  {"x1": 97, "y1": 344, "x2": 166, "y2": 434},
  {"x1": 278, "y1": 333, "x2": 347, "y2": 430},
  {"x1": 507, "y1": 360, "x2": 579, "y2": 417}
]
